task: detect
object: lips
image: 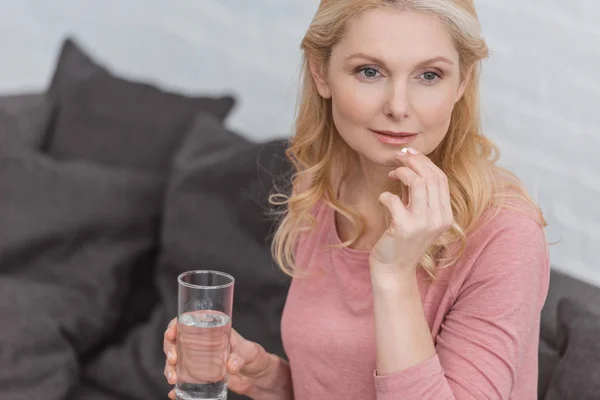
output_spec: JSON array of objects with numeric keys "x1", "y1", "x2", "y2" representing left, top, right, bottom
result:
[
  {"x1": 372, "y1": 130, "x2": 418, "y2": 137},
  {"x1": 371, "y1": 129, "x2": 418, "y2": 145}
]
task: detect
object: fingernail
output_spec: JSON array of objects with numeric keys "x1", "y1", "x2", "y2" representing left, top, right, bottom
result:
[
  {"x1": 407, "y1": 147, "x2": 419, "y2": 155},
  {"x1": 232, "y1": 358, "x2": 240, "y2": 373},
  {"x1": 168, "y1": 371, "x2": 172, "y2": 381},
  {"x1": 397, "y1": 148, "x2": 408, "y2": 156},
  {"x1": 168, "y1": 351, "x2": 174, "y2": 361}
]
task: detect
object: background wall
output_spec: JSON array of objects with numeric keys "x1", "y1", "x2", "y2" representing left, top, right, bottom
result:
[{"x1": 0, "y1": 0, "x2": 598, "y2": 285}]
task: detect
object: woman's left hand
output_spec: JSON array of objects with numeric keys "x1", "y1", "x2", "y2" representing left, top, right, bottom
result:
[{"x1": 369, "y1": 147, "x2": 453, "y2": 278}]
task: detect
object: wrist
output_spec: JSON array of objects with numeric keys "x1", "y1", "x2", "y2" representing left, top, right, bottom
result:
[
  {"x1": 369, "y1": 265, "x2": 418, "y2": 293},
  {"x1": 248, "y1": 354, "x2": 293, "y2": 400}
]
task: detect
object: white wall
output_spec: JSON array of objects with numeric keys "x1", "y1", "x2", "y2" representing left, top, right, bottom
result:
[
  {"x1": 1, "y1": 0, "x2": 598, "y2": 285},
  {"x1": 0, "y1": 0, "x2": 318, "y2": 139},
  {"x1": 476, "y1": 0, "x2": 600, "y2": 285}
]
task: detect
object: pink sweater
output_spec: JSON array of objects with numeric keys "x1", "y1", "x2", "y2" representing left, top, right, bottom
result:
[{"x1": 281, "y1": 200, "x2": 550, "y2": 400}]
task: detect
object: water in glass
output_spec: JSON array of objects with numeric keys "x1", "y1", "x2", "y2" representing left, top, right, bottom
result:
[{"x1": 175, "y1": 310, "x2": 231, "y2": 400}]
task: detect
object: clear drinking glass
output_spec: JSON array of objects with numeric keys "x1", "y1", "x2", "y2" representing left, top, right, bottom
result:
[{"x1": 176, "y1": 270, "x2": 235, "y2": 400}]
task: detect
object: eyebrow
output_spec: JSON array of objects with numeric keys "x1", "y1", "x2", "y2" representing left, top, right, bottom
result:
[{"x1": 345, "y1": 53, "x2": 455, "y2": 68}]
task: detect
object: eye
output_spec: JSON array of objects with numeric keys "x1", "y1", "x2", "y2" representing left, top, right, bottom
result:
[
  {"x1": 419, "y1": 71, "x2": 442, "y2": 83},
  {"x1": 356, "y1": 66, "x2": 382, "y2": 80}
]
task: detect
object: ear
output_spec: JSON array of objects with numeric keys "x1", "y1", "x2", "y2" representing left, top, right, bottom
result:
[
  {"x1": 455, "y1": 65, "x2": 474, "y2": 102},
  {"x1": 308, "y1": 56, "x2": 332, "y2": 99}
]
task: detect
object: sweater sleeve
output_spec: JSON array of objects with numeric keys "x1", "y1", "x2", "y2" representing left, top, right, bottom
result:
[{"x1": 373, "y1": 212, "x2": 550, "y2": 399}]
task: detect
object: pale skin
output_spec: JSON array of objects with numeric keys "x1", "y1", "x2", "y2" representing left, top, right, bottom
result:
[{"x1": 164, "y1": 7, "x2": 470, "y2": 398}]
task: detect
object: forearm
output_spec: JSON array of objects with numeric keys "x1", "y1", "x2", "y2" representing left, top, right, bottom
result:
[
  {"x1": 250, "y1": 354, "x2": 294, "y2": 400},
  {"x1": 370, "y1": 270, "x2": 436, "y2": 375}
]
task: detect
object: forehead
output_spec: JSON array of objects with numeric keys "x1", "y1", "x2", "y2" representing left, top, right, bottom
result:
[{"x1": 332, "y1": 8, "x2": 459, "y2": 65}]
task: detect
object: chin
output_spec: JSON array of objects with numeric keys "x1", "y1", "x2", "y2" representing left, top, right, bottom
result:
[{"x1": 360, "y1": 149, "x2": 401, "y2": 169}]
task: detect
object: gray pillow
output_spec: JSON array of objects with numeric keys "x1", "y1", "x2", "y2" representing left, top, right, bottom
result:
[
  {"x1": 0, "y1": 93, "x2": 53, "y2": 150},
  {"x1": 46, "y1": 37, "x2": 237, "y2": 171},
  {"x1": 545, "y1": 298, "x2": 600, "y2": 400},
  {"x1": 538, "y1": 337, "x2": 560, "y2": 399},
  {"x1": 541, "y1": 269, "x2": 600, "y2": 347},
  {"x1": 80, "y1": 114, "x2": 251, "y2": 400},
  {"x1": 80, "y1": 115, "x2": 291, "y2": 400},
  {"x1": 157, "y1": 132, "x2": 291, "y2": 400},
  {"x1": 0, "y1": 149, "x2": 164, "y2": 400}
]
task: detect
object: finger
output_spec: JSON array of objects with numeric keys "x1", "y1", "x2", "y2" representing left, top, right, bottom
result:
[
  {"x1": 163, "y1": 338, "x2": 174, "y2": 359},
  {"x1": 163, "y1": 332, "x2": 177, "y2": 358},
  {"x1": 227, "y1": 372, "x2": 255, "y2": 396},
  {"x1": 226, "y1": 331, "x2": 243, "y2": 375},
  {"x1": 388, "y1": 166, "x2": 427, "y2": 213},
  {"x1": 398, "y1": 149, "x2": 450, "y2": 196},
  {"x1": 378, "y1": 191, "x2": 409, "y2": 225},
  {"x1": 229, "y1": 330, "x2": 270, "y2": 377},
  {"x1": 163, "y1": 318, "x2": 178, "y2": 356},
  {"x1": 168, "y1": 389, "x2": 176, "y2": 400},
  {"x1": 227, "y1": 330, "x2": 249, "y2": 374},
  {"x1": 164, "y1": 365, "x2": 177, "y2": 385},
  {"x1": 425, "y1": 175, "x2": 440, "y2": 210},
  {"x1": 386, "y1": 168, "x2": 414, "y2": 206},
  {"x1": 165, "y1": 318, "x2": 177, "y2": 342},
  {"x1": 419, "y1": 161, "x2": 449, "y2": 212},
  {"x1": 167, "y1": 348, "x2": 177, "y2": 365},
  {"x1": 226, "y1": 353, "x2": 242, "y2": 375},
  {"x1": 395, "y1": 147, "x2": 435, "y2": 178},
  {"x1": 435, "y1": 171, "x2": 451, "y2": 213},
  {"x1": 396, "y1": 148, "x2": 443, "y2": 209}
]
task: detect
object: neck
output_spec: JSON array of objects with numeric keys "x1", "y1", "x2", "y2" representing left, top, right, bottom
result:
[
  {"x1": 335, "y1": 154, "x2": 403, "y2": 247},
  {"x1": 343, "y1": 155, "x2": 397, "y2": 207}
]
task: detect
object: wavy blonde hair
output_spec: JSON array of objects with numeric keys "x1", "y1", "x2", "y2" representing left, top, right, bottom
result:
[{"x1": 270, "y1": 0, "x2": 546, "y2": 278}]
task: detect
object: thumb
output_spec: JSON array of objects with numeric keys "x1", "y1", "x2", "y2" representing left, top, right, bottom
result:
[{"x1": 228, "y1": 330, "x2": 270, "y2": 377}]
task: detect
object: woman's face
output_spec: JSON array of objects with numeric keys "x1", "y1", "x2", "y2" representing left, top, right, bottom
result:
[{"x1": 311, "y1": 8, "x2": 469, "y2": 168}]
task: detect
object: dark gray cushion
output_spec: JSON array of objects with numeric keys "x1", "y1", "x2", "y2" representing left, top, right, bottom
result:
[
  {"x1": 81, "y1": 115, "x2": 292, "y2": 400},
  {"x1": 158, "y1": 134, "x2": 292, "y2": 400},
  {"x1": 46, "y1": 37, "x2": 237, "y2": 171},
  {"x1": 541, "y1": 269, "x2": 600, "y2": 347},
  {"x1": 538, "y1": 337, "x2": 560, "y2": 399},
  {"x1": 544, "y1": 298, "x2": 600, "y2": 400},
  {"x1": 81, "y1": 113, "x2": 251, "y2": 399},
  {"x1": 0, "y1": 150, "x2": 163, "y2": 400},
  {"x1": 0, "y1": 93, "x2": 53, "y2": 150},
  {"x1": 67, "y1": 384, "x2": 119, "y2": 400}
]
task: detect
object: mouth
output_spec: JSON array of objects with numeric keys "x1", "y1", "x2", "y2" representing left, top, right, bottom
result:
[
  {"x1": 371, "y1": 129, "x2": 419, "y2": 145},
  {"x1": 371, "y1": 130, "x2": 418, "y2": 137}
]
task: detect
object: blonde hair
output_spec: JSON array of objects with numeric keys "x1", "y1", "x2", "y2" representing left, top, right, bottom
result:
[{"x1": 270, "y1": 0, "x2": 546, "y2": 278}]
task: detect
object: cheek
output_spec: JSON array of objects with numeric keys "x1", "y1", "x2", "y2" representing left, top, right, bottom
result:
[
  {"x1": 411, "y1": 87, "x2": 458, "y2": 130},
  {"x1": 330, "y1": 80, "x2": 382, "y2": 128}
]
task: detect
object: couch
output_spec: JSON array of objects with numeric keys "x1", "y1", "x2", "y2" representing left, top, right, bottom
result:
[{"x1": 1, "y1": 37, "x2": 599, "y2": 400}]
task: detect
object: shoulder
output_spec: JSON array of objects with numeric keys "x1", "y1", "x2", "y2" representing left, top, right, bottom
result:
[
  {"x1": 468, "y1": 168, "x2": 547, "y2": 256},
  {"x1": 471, "y1": 205, "x2": 548, "y2": 262},
  {"x1": 452, "y1": 203, "x2": 550, "y2": 305},
  {"x1": 479, "y1": 193, "x2": 544, "y2": 232}
]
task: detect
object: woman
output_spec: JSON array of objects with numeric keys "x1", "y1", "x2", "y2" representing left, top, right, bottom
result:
[{"x1": 164, "y1": 0, "x2": 549, "y2": 399}]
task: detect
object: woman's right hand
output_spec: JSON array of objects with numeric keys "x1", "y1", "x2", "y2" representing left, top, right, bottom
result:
[{"x1": 163, "y1": 317, "x2": 276, "y2": 399}]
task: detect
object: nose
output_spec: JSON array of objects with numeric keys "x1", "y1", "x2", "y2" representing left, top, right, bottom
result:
[{"x1": 383, "y1": 81, "x2": 410, "y2": 120}]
